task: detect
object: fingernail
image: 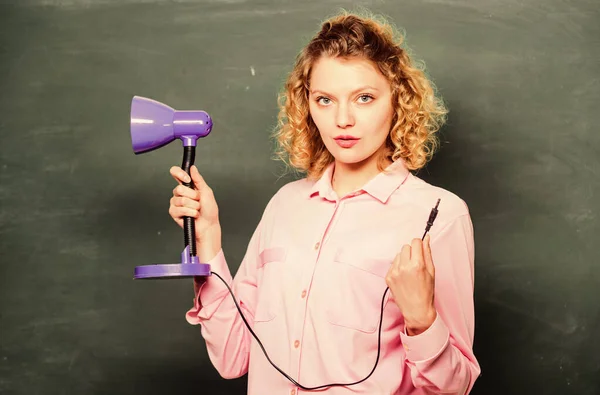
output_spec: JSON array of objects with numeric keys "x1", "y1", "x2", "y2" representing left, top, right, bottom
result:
[{"x1": 184, "y1": 176, "x2": 191, "y2": 183}]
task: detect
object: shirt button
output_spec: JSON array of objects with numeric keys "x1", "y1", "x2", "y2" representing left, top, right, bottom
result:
[
  {"x1": 294, "y1": 340, "x2": 300, "y2": 348},
  {"x1": 301, "y1": 290, "x2": 307, "y2": 298},
  {"x1": 314, "y1": 242, "x2": 320, "y2": 250},
  {"x1": 290, "y1": 389, "x2": 296, "y2": 395}
]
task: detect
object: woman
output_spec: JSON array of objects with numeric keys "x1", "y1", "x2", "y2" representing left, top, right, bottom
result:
[{"x1": 168, "y1": 11, "x2": 480, "y2": 395}]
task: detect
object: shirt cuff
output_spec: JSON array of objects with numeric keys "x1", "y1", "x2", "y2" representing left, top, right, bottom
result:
[
  {"x1": 399, "y1": 312, "x2": 450, "y2": 362},
  {"x1": 185, "y1": 249, "x2": 232, "y2": 325}
]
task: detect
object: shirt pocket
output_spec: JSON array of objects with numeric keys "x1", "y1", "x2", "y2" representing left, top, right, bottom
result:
[
  {"x1": 324, "y1": 248, "x2": 393, "y2": 333},
  {"x1": 254, "y1": 246, "x2": 287, "y2": 323}
]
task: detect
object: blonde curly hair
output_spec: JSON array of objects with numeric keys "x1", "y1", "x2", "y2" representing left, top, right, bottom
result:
[{"x1": 272, "y1": 11, "x2": 448, "y2": 180}]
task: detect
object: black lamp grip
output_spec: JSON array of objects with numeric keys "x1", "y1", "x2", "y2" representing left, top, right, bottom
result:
[{"x1": 181, "y1": 146, "x2": 196, "y2": 257}]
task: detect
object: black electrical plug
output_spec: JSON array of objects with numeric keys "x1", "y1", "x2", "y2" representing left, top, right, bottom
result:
[{"x1": 422, "y1": 198, "x2": 440, "y2": 240}]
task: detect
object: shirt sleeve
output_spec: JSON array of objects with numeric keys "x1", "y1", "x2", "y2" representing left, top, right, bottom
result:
[
  {"x1": 184, "y1": 195, "x2": 276, "y2": 379},
  {"x1": 399, "y1": 213, "x2": 481, "y2": 394}
]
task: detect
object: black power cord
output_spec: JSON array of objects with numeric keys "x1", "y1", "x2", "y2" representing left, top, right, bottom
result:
[{"x1": 209, "y1": 198, "x2": 440, "y2": 390}]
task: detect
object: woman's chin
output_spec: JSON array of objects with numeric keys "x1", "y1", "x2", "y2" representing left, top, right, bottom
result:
[{"x1": 332, "y1": 152, "x2": 373, "y2": 167}]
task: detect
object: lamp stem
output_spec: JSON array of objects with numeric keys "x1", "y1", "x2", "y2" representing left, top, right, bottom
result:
[{"x1": 181, "y1": 146, "x2": 197, "y2": 257}]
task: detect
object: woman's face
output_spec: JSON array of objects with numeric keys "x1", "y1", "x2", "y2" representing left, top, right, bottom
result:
[{"x1": 308, "y1": 56, "x2": 394, "y2": 168}]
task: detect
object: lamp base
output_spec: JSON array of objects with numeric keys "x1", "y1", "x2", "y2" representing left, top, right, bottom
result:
[
  {"x1": 134, "y1": 263, "x2": 211, "y2": 279},
  {"x1": 133, "y1": 246, "x2": 211, "y2": 279}
]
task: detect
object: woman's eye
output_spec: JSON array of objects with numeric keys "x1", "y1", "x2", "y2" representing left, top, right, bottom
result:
[
  {"x1": 317, "y1": 97, "x2": 331, "y2": 105},
  {"x1": 358, "y1": 95, "x2": 373, "y2": 103}
]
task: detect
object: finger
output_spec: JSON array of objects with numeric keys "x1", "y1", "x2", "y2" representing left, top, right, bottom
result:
[
  {"x1": 169, "y1": 205, "x2": 199, "y2": 219},
  {"x1": 411, "y1": 238, "x2": 424, "y2": 267},
  {"x1": 170, "y1": 166, "x2": 191, "y2": 184},
  {"x1": 182, "y1": 197, "x2": 201, "y2": 210},
  {"x1": 169, "y1": 205, "x2": 185, "y2": 223},
  {"x1": 173, "y1": 184, "x2": 200, "y2": 200},
  {"x1": 423, "y1": 234, "x2": 435, "y2": 277},
  {"x1": 171, "y1": 196, "x2": 200, "y2": 210},
  {"x1": 396, "y1": 243, "x2": 411, "y2": 269},
  {"x1": 169, "y1": 212, "x2": 184, "y2": 228}
]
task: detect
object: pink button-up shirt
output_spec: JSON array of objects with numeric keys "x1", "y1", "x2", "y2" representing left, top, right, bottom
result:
[{"x1": 186, "y1": 160, "x2": 481, "y2": 394}]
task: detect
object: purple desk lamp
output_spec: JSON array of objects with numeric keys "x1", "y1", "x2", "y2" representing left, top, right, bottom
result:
[{"x1": 130, "y1": 96, "x2": 213, "y2": 279}]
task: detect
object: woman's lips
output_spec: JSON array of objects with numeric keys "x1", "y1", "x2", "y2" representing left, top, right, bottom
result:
[{"x1": 334, "y1": 136, "x2": 360, "y2": 148}]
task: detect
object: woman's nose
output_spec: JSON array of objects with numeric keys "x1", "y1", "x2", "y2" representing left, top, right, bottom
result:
[{"x1": 335, "y1": 104, "x2": 355, "y2": 128}]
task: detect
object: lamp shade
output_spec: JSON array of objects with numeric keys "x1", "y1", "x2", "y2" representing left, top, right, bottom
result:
[{"x1": 130, "y1": 96, "x2": 212, "y2": 153}]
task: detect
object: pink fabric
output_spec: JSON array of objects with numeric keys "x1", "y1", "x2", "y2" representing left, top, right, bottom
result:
[{"x1": 186, "y1": 160, "x2": 480, "y2": 394}]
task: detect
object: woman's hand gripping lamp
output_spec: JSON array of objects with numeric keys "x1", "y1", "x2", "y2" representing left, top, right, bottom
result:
[{"x1": 130, "y1": 96, "x2": 212, "y2": 280}]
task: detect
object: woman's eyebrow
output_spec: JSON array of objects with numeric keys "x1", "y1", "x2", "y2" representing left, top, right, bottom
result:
[{"x1": 309, "y1": 85, "x2": 379, "y2": 97}]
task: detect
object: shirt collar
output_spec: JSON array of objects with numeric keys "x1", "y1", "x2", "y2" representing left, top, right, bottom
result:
[
  {"x1": 309, "y1": 162, "x2": 336, "y2": 200},
  {"x1": 309, "y1": 159, "x2": 410, "y2": 203}
]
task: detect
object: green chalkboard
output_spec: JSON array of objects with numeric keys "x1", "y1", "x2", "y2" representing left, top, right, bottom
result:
[{"x1": 0, "y1": 1, "x2": 598, "y2": 394}]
